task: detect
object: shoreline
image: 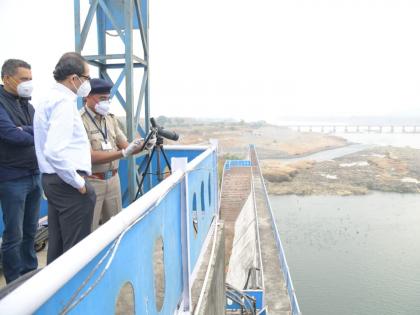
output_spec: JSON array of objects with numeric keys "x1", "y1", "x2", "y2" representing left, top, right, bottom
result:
[
  {"x1": 274, "y1": 141, "x2": 357, "y2": 159},
  {"x1": 174, "y1": 121, "x2": 349, "y2": 159},
  {"x1": 269, "y1": 190, "x2": 420, "y2": 197},
  {"x1": 263, "y1": 146, "x2": 420, "y2": 196},
  {"x1": 170, "y1": 119, "x2": 420, "y2": 196}
]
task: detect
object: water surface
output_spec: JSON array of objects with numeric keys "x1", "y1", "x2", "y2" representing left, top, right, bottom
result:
[{"x1": 271, "y1": 193, "x2": 420, "y2": 315}]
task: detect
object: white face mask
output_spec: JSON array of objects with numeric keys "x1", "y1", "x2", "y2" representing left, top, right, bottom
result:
[
  {"x1": 95, "y1": 100, "x2": 111, "y2": 116},
  {"x1": 17, "y1": 80, "x2": 34, "y2": 98},
  {"x1": 74, "y1": 76, "x2": 91, "y2": 97}
]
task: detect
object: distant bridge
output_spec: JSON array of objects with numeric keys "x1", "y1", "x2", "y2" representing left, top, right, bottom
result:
[{"x1": 282, "y1": 125, "x2": 420, "y2": 134}]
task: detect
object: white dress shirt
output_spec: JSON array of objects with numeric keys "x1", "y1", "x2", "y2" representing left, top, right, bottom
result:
[{"x1": 34, "y1": 83, "x2": 91, "y2": 189}]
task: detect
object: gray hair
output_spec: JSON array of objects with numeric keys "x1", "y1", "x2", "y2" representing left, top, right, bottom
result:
[{"x1": 1, "y1": 59, "x2": 31, "y2": 79}]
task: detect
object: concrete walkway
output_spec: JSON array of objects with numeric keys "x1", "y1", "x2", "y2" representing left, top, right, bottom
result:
[
  {"x1": 220, "y1": 161, "x2": 293, "y2": 314},
  {"x1": 219, "y1": 167, "x2": 251, "y2": 269},
  {"x1": 0, "y1": 247, "x2": 47, "y2": 288},
  {"x1": 252, "y1": 166, "x2": 292, "y2": 314},
  {"x1": 251, "y1": 146, "x2": 294, "y2": 314}
]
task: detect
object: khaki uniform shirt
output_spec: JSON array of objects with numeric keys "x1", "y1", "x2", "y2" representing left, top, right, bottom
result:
[{"x1": 80, "y1": 106, "x2": 127, "y2": 173}]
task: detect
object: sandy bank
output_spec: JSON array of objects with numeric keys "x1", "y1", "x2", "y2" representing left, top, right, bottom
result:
[
  {"x1": 263, "y1": 146, "x2": 420, "y2": 196},
  {"x1": 173, "y1": 121, "x2": 348, "y2": 158}
]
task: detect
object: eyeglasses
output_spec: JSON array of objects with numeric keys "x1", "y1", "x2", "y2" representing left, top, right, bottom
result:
[{"x1": 80, "y1": 74, "x2": 91, "y2": 81}]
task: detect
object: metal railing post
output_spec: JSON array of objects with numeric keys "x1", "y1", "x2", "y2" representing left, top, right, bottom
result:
[{"x1": 172, "y1": 157, "x2": 191, "y2": 312}]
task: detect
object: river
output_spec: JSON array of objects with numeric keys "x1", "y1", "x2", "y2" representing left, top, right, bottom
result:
[{"x1": 270, "y1": 132, "x2": 420, "y2": 314}]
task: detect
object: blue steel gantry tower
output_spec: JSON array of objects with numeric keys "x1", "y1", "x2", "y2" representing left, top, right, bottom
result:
[{"x1": 74, "y1": 0, "x2": 149, "y2": 202}]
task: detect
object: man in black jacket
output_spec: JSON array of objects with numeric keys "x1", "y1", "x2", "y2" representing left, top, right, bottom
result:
[{"x1": 0, "y1": 59, "x2": 41, "y2": 283}]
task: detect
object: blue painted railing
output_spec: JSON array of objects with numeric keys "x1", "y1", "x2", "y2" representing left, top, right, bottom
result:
[
  {"x1": 224, "y1": 159, "x2": 251, "y2": 171},
  {"x1": 250, "y1": 144, "x2": 301, "y2": 315},
  {"x1": 226, "y1": 289, "x2": 264, "y2": 312},
  {"x1": 0, "y1": 145, "x2": 218, "y2": 314},
  {"x1": 0, "y1": 146, "x2": 206, "y2": 236}
]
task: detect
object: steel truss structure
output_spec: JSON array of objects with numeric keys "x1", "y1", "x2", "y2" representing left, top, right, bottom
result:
[{"x1": 74, "y1": 0, "x2": 150, "y2": 201}]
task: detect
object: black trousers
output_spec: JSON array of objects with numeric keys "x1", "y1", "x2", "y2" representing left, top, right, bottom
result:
[{"x1": 42, "y1": 173, "x2": 96, "y2": 264}]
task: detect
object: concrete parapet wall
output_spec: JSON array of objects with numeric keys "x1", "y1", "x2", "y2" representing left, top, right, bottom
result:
[
  {"x1": 226, "y1": 193, "x2": 259, "y2": 289},
  {"x1": 194, "y1": 221, "x2": 226, "y2": 315}
]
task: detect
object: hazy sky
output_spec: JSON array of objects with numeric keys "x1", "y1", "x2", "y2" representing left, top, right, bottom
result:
[{"x1": 1, "y1": 0, "x2": 420, "y2": 123}]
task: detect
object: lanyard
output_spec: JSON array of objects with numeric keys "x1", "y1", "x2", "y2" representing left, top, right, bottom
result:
[{"x1": 85, "y1": 106, "x2": 108, "y2": 142}]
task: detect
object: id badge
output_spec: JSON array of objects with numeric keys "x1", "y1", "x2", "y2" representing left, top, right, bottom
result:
[{"x1": 101, "y1": 141, "x2": 112, "y2": 150}]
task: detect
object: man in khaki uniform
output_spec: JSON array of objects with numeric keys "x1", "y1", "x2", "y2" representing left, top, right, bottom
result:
[{"x1": 80, "y1": 78, "x2": 151, "y2": 230}]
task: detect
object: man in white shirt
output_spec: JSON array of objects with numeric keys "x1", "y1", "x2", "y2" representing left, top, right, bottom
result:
[{"x1": 34, "y1": 52, "x2": 96, "y2": 264}]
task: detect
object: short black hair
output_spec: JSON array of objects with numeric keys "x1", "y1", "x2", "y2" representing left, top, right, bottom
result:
[
  {"x1": 53, "y1": 52, "x2": 86, "y2": 81},
  {"x1": 1, "y1": 59, "x2": 31, "y2": 79}
]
